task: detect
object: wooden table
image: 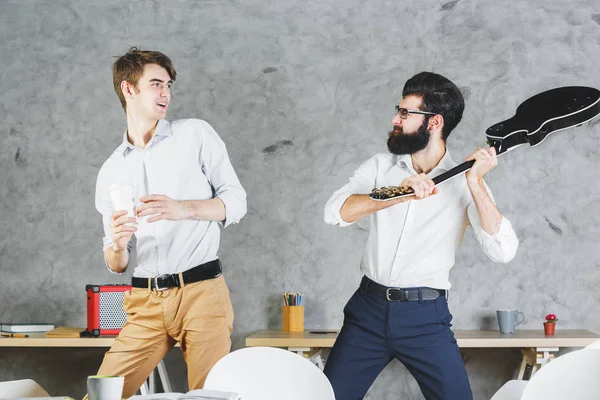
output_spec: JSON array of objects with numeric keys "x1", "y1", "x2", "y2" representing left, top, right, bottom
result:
[
  {"x1": 0, "y1": 330, "x2": 172, "y2": 393},
  {"x1": 0, "y1": 332, "x2": 116, "y2": 347},
  {"x1": 246, "y1": 329, "x2": 600, "y2": 379}
]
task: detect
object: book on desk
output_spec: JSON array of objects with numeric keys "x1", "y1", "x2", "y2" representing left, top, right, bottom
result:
[
  {"x1": 1, "y1": 323, "x2": 55, "y2": 333},
  {"x1": 45, "y1": 326, "x2": 86, "y2": 338}
]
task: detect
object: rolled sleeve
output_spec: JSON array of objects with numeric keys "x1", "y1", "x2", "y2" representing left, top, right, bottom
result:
[
  {"x1": 217, "y1": 190, "x2": 247, "y2": 228},
  {"x1": 477, "y1": 216, "x2": 519, "y2": 263},
  {"x1": 324, "y1": 156, "x2": 377, "y2": 227},
  {"x1": 199, "y1": 121, "x2": 247, "y2": 228},
  {"x1": 467, "y1": 181, "x2": 519, "y2": 263}
]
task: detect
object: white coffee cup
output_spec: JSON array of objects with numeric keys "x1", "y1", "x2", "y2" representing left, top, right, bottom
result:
[
  {"x1": 87, "y1": 375, "x2": 124, "y2": 400},
  {"x1": 108, "y1": 184, "x2": 137, "y2": 225}
]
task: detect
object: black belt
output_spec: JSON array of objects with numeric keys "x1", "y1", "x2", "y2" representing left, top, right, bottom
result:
[
  {"x1": 361, "y1": 276, "x2": 446, "y2": 302},
  {"x1": 132, "y1": 259, "x2": 222, "y2": 290}
]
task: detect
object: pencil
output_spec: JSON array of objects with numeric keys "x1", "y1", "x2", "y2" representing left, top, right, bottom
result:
[{"x1": 0, "y1": 333, "x2": 29, "y2": 338}]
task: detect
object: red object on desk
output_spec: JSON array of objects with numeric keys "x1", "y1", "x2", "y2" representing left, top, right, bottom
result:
[
  {"x1": 86, "y1": 284, "x2": 131, "y2": 336},
  {"x1": 544, "y1": 322, "x2": 556, "y2": 336}
]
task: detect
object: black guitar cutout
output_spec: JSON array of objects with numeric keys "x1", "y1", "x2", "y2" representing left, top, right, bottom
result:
[{"x1": 370, "y1": 86, "x2": 600, "y2": 201}]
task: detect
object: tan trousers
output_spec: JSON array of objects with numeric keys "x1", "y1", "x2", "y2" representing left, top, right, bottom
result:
[{"x1": 93, "y1": 275, "x2": 234, "y2": 398}]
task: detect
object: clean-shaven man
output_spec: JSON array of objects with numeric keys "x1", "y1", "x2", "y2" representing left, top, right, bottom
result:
[{"x1": 93, "y1": 47, "x2": 246, "y2": 397}]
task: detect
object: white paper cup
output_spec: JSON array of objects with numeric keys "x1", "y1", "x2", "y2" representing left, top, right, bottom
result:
[
  {"x1": 108, "y1": 184, "x2": 137, "y2": 225},
  {"x1": 87, "y1": 375, "x2": 124, "y2": 400}
]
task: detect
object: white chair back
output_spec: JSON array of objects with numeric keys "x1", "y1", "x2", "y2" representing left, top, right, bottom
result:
[
  {"x1": 490, "y1": 380, "x2": 528, "y2": 400},
  {"x1": 521, "y1": 349, "x2": 600, "y2": 400},
  {"x1": 0, "y1": 379, "x2": 49, "y2": 399},
  {"x1": 204, "y1": 347, "x2": 335, "y2": 400}
]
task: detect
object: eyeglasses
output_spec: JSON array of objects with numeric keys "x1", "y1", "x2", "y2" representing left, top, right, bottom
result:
[{"x1": 395, "y1": 105, "x2": 437, "y2": 119}]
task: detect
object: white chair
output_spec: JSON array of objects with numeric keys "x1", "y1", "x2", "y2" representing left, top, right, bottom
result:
[
  {"x1": 491, "y1": 348, "x2": 600, "y2": 400},
  {"x1": 490, "y1": 380, "x2": 528, "y2": 400},
  {"x1": 203, "y1": 347, "x2": 335, "y2": 400},
  {"x1": 520, "y1": 348, "x2": 600, "y2": 400},
  {"x1": 0, "y1": 379, "x2": 49, "y2": 398}
]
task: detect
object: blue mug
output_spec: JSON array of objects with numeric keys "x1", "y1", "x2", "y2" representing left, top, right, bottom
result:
[{"x1": 497, "y1": 310, "x2": 525, "y2": 334}]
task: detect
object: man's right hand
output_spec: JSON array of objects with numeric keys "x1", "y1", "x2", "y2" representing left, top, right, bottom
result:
[
  {"x1": 340, "y1": 173, "x2": 438, "y2": 224},
  {"x1": 110, "y1": 210, "x2": 137, "y2": 252},
  {"x1": 400, "y1": 173, "x2": 438, "y2": 199}
]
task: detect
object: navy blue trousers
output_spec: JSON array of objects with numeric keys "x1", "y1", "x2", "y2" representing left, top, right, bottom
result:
[{"x1": 324, "y1": 280, "x2": 472, "y2": 400}]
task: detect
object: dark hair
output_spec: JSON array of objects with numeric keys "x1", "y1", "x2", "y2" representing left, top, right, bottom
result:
[
  {"x1": 112, "y1": 47, "x2": 177, "y2": 112},
  {"x1": 402, "y1": 72, "x2": 464, "y2": 141}
]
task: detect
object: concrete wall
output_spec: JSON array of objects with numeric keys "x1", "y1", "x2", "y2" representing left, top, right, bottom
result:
[{"x1": 1, "y1": 0, "x2": 599, "y2": 398}]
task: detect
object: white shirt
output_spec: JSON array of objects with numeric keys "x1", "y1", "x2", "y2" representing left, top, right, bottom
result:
[
  {"x1": 324, "y1": 150, "x2": 518, "y2": 289},
  {"x1": 95, "y1": 119, "x2": 247, "y2": 278}
]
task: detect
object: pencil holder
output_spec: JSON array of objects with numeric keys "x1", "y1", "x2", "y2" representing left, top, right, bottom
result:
[{"x1": 282, "y1": 305, "x2": 304, "y2": 332}]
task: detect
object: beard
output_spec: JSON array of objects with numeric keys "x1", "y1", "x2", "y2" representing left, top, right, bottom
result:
[{"x1": 387, "y1": 120, "x2": 431, "y2": 155}]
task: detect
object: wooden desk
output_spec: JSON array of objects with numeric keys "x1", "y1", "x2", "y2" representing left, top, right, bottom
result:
[
  {"x1": 0, "y1": 332, "x2": 116, "y2": 347},
  {"x1": 0, "y1": 331, "x2": 171, "y2": 393},
  {"x1": 246, "y1": 329, "x2": 600, "y2": 379}
]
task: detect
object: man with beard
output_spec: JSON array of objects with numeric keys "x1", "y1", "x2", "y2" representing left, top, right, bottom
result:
[{"x1": 323, "y1": 72, "x2": 518, "y2": 400}]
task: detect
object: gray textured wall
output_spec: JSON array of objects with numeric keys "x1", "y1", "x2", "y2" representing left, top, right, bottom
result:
[{"x1": 1, "y1": 0, "x2": 599, "y2": 399}]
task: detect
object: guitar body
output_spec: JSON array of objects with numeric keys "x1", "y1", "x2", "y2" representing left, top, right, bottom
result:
[
  {"x1": 486, "y1": 86, "x2": 600, "y2": 154},
  {"x1": 370, "y1": 86, "x2": 600, "y2": 201}
]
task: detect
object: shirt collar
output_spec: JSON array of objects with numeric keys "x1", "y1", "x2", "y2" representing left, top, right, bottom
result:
[
  {"x1": 117, "y1": 119, "x2": 172, "y2": 156},
  {"x1": 154, "y1": 119, "x2": 172, "y2": 138},
  {"x1": 434, "y1": 148, "x2": 456, "y2": 173},
  {"x1": 395, "y1": 148, "x2": 456, "y2": 174},
  {"x1": 395, "y1": 153, "x2": 412, "y2": 169}
]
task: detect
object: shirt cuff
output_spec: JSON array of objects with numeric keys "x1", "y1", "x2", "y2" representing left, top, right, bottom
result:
[
  {"x1": 217, "y1": 192, "x2": 247, "y2": 228},
  {"x1": 102, "y1": 238, "x2": 130, "y2": 275},
  {"x1": 479, "y1": 216, "x2": 509, "y2": 241},
  {"x1": 479, "y1": 217, "x2": 519, "y2": 262},
  {"x1": 324, "y1": 193, "x2": 355, "y2": 227}
]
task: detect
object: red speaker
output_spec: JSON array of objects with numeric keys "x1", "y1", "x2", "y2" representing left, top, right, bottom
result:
[{"x1": 86, "y1": 284, "x2": 131, "y2": 336}]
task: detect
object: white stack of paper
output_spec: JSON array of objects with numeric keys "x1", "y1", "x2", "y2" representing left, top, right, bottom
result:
[{"x1": 1, "y1": 323, "x2": 55, "y2": 333}]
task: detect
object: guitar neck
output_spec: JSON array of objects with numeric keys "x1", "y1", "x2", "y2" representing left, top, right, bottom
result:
[
  {"x1": 432, "y1": 160, "x2": 475, "y2": 186},
  {"x1": 372, "y1": 145, "x2": 510, "y2": 201},
  {"x1": 432, "y1": 142, "x2": 506, "y2": 186},
  {"x1": 370, "y1": 160, "x2": 476, "y2": 201}
]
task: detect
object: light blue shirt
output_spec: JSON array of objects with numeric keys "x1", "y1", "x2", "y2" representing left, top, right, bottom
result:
[
  {"x1": 324, "y1": 150, "x2": 519, "y2": 289},
  {"x1": 95, "y1": 119, "x2": 247, "y2": 278}
]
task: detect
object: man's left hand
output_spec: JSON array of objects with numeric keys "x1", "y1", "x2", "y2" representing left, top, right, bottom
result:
[
  {"x1": 137, "y1": 194, "x2": 189, "y2": 223},
  {"x1": 465, "y1": 146, "x2": 498, "y2": 183}
]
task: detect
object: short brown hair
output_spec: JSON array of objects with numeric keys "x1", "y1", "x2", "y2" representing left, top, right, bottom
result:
[{"x1": 112, "y1": 47, "x2": 177, "y2": 111}]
